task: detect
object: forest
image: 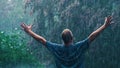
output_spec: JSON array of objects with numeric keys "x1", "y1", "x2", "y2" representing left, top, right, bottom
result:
[{"x1": 0, "y1": 0, "x2": 120, "y2": 68}]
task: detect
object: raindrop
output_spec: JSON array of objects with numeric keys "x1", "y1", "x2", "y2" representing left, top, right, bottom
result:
[
  {"x1": 15, "y1": 28, "x2": 18, "y2": 30},
  {"x1": 11, "y1": 46, "x2": 13, "y2": 49},
  {"x1": 1, "y1": 31, "x2": 4, "y2": 34}
]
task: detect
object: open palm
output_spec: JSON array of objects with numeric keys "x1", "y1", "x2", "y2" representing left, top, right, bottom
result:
[
  {"x1": 104, "y1": 16, "x2": 112, "y2": 27},
  {"x1": 21, "y1": 23, "x2": 32, "y2": 32}
]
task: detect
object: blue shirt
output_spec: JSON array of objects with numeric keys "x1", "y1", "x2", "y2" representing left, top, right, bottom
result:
[{"x1": 45, "y1": 38, "x2": 89, "y2": 68}]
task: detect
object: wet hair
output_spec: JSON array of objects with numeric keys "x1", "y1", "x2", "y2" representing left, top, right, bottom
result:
[{"x1": 61, "y1": 29, "x2": 73, "y2": 44}]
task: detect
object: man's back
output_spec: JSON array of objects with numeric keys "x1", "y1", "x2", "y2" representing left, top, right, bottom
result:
[
  {"x1": 21, "y1": 16, "x2": 112, "y2": 68},
  {"x1": 45, "y1": 38, "x2": 89, "y2": 68}
]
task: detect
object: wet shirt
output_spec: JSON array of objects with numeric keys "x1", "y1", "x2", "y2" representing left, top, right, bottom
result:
[{"x1": 45, "y1": 38, "x2": 89, "y2": 68}]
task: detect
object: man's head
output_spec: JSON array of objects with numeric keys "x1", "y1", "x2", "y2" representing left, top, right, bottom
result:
[{"x1": 61, "y1": 29, "x2": 73, "y2": 45}]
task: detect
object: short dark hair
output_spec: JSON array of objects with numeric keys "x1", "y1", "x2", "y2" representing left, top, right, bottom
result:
[{"x1": 61, "y1": 29, "x2": 73, "y2": 44}]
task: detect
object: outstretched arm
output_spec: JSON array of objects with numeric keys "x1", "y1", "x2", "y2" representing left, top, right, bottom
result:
[
  {"x1": 88, "y1": 16, "x2": 112, "y2": 43},
  {"x1": 21, "y1": 23, "x2": 46, "y2": 45}
]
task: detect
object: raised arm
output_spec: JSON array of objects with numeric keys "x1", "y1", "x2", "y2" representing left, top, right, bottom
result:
[
  {"x1": 88, "y1": 16, "x2": 112, "y2": 43},
  {"x1": 21, "y1": 23, "x2": 46, "y2": 45}
]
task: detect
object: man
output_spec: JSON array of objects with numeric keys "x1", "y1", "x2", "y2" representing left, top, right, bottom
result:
[{"x1": 21, "y1": 16, "x2": 112, "y2": 68}]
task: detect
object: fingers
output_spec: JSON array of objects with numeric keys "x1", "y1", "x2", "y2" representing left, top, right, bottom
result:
[
  {"x1": 106, "y1": 16, "x2": 113, "y2": 23},
  {"x1": 108, "y1": 16, "x2": 112, "y2": 19},
  {"x1": 21, "y1": 23, "x2": 27, "y2": 29},
  {"x1": 28, "y1": 23, "x2": 34, "y2": 29},
  {"x1": 106, "y1": 16, "x2": 112, "y2": 21},
  {"x1": 109, "y1": 16, "x2": 113, "y2": 23},
  {"x1": 29, "y1": 24, "x2": 33, "y2": 28},
  {"x1": 21, "y1": 22, "x2": 33, "y2": 29},
  {"x1": 21, "y1": 23, "x2": 24, "y2": 28},
  {"x1": 106, "y1": 16, "x2": 111, "y2": 19},
  {"x1": 110, "y1": 19, "x2": 113, "y2": 23}
]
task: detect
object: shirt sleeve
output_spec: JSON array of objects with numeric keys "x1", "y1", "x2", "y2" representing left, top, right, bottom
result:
[
  {"x1": 45, "y1": 41, "x2": 58, "y2": 54},
  {"x1": 75, "y1": 38, "x2": 90, "y2": 52}
]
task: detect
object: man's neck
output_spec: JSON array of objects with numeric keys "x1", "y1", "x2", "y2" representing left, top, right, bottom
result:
[{"x1": 64, "y1": 42, "x2": 73, "y2": 46}]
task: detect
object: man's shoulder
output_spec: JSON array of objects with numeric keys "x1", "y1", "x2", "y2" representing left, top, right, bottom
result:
[
  {"x1": 46, "y1": 41, "x2": 63, "y2": 47},
  {"x1": 75, "y1": 38, "x2": 90, "y2": 47}
]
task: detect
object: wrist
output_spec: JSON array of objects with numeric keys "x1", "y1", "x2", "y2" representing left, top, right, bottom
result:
[
  {"x1": 103, "y1": 24, "x2": 108, "y2": 28},
  {"x1": 25, "y1": 29, "x2": 31, "y2": 33}
]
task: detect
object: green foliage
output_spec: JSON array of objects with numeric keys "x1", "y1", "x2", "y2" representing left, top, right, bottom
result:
[{"x1": 0, "y1": 31, "x2": 43, "y2": 67}]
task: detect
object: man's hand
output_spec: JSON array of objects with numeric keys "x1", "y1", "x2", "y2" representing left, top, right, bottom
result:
[
  {"x1": 21, "y1": 23, "x2": 32, "y2": 32},
  {"x1": 104, "y1": 16, "x2": 112, "y2": 27},
  {"x1": 21, "y1": 23, "x2": 46, "y2": 45}
]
